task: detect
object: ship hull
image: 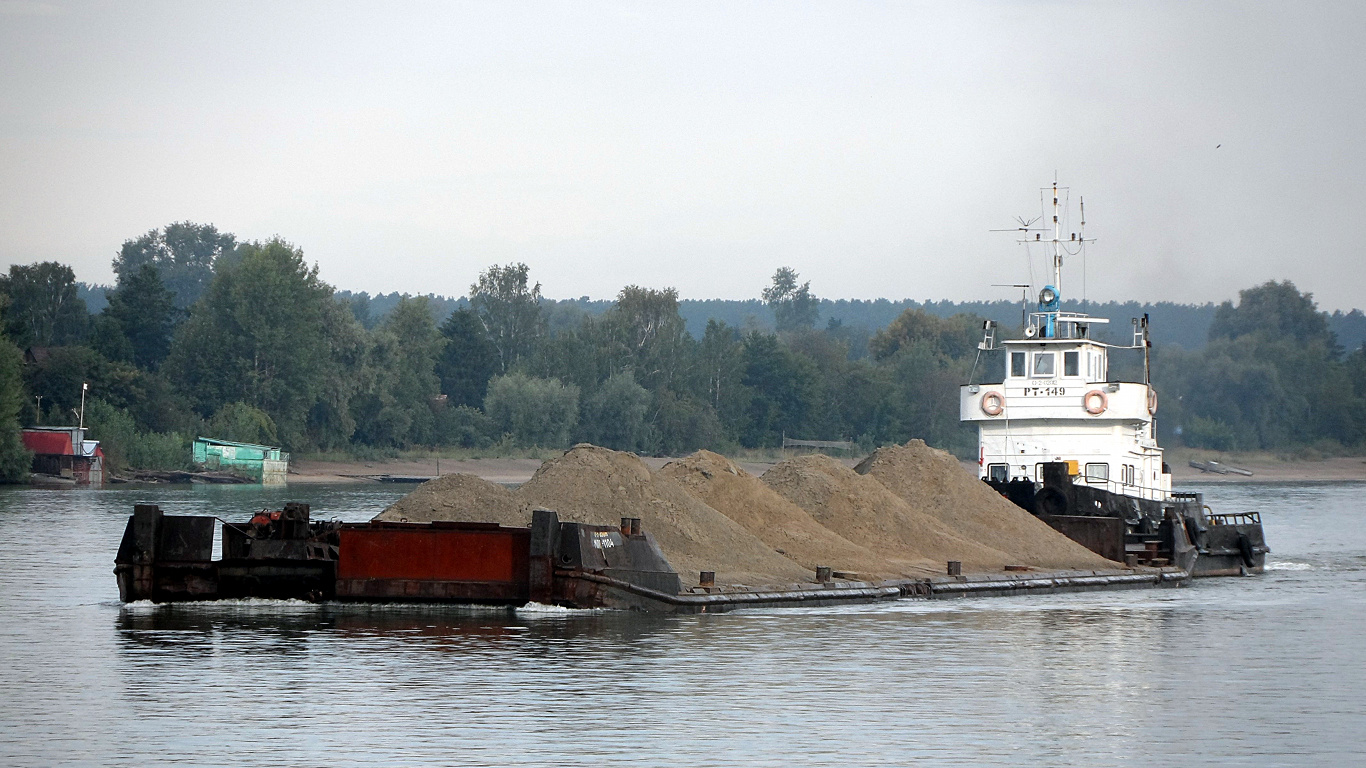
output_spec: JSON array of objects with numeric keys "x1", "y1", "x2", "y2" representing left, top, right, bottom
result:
[{"x1": 985, "y1": 463, "x2": 1267, "y2": 577}]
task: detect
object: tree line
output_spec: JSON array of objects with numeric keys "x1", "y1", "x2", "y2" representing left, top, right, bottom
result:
[{"x1": 0, "y1": 220, "x2": 1361, "y2": 479}]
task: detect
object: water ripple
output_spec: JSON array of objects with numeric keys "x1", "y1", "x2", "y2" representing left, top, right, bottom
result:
[{"x1": 0, "y1": 482, "x2": 1363, "y2": 767}]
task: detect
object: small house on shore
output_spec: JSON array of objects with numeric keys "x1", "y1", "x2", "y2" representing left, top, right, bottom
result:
[
  {"x1": 192, "y1": 437, "x2": 289, "y2": 485},
  {"x1": 22, "y1": 426, "x2": 104, "y2": 486}
]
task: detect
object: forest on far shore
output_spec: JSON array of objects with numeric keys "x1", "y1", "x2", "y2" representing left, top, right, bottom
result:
[{"x1": 0, "y1": 220, "x2": 1362, "y2": 480}]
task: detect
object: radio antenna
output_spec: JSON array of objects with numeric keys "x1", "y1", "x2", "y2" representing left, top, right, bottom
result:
[{"x1": 992, "y1": 283, "x2": 1031, "y2": 328}]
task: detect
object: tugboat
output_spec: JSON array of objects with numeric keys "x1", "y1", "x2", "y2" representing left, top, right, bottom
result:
[{"x1": 961, "y1": 182, "x2": 1267, "y2": 576}]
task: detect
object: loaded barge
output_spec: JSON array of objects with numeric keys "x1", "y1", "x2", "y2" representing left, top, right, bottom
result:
[
  {"x1": 962, "y1": 182, "x2": 1268, "y2": 577},
  {"x1": 114, "y1": 502, "x2": 1185, "y2": 613}
]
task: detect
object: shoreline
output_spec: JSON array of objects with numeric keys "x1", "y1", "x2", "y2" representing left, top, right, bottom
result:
[{"x1": 286, "y1": 453, "x2": 1366, "y2": 486}]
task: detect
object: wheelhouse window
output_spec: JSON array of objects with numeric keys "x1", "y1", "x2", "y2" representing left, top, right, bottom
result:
[
  {"x1": 1032, "y1": 352, "x2": 1055, "y2": 377},
  {"x1": 1085, "y1": 463, "x2": 1109, "y2": 482},
  {"x1": 1064, "y1": 351, "x2": 1079, "y2": 376},
  {"x1": 1010, "y1": 352, "x2": 1025, "y2": 378},
  {"x1": 987, "y1": 463, "x2": 1008, "y2": 482}
]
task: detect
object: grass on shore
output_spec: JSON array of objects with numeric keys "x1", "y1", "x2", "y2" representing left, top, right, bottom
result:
[{"x1": 1167, "y1": 444, "x2": 1366, "y2": 465}]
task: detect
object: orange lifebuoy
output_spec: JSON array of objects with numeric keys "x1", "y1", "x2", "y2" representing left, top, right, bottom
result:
[
  {"x1": 980, "y1": 391, "x2": 1004, "y2": 416},
  {"x1": 1147, "y1": 388, "x2": 1158, "y2": 415},
  {"x1": 1083, "y1": 389, "x2": 1108, "y2": 415}
]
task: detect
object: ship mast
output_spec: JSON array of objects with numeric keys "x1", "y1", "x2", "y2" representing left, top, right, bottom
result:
[
  {"x1": 1051, "y1": 180, "x2": 1062, "y2": 295},
  {"x1": 999, "y1": 180, "x2": 1093, "y2": 339}
]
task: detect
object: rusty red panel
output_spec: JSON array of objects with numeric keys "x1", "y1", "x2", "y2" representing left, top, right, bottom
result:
[
  {"x1": 337, "y1": 524, "x2": 531, "y2": 585},
  {"x1": 334, "y1": 578, "x2": 529, "y2": 602}
]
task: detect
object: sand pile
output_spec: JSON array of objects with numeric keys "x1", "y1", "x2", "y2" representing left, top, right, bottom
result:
[
  {"x1": 854, "y1": 440, "x2": 1116, "y2": 568},
  {"x1": 660, "y1": 451, "x2": 905, "y2": 578},
  {"x1": 515, "y1": 444, "x2": 813, "y2": 587},
  {"x1": 377, "y1": 441, "x2": 1118, "y2": 590},
  {"x1": 374, "y1": 473, "x2": 529, "y2": 525},
  {"x1": 762, "y1": 454, "x2": 1023, "y2": 572}
]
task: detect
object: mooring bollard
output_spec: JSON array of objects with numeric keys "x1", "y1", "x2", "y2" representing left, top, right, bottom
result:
[
  {"x1": 947, "y1": 560, "x2": 962, "y2": 576},
  {"x1": 620, "y1": 518, "x2": 632, "y2": 536},
  {"x1": 699, "y1": 571, "x2": 715, "y2": 587},
  {"x1": 629, "y1": 517, "x2": 642, "y2": 536},
  {"x1": 816, "y1": 566, "x2": 832, "y2": 583},
  {"x1": 1124, "y1": 554, "x2": 1138, "y2": 567}
]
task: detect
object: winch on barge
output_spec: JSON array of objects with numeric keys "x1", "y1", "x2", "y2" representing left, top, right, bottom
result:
[{"x1": 961, "y1": 182, "x2": 1267, "y2": 576}]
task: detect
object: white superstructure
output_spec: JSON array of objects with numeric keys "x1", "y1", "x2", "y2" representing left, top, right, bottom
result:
[{"x1": 960, "y1": 182, "x2": 1172, "y2": 502}]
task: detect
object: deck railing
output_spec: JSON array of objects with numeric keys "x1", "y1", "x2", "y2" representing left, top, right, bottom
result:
[{"x1": 1205, "y1": 510, "x2": 1262, "y2": 527}]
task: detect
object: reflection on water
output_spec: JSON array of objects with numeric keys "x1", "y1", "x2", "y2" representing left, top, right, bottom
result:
[
  {"x1": 1, "y1": 482, "x2": 1364, "y2": 766},
  {"x1": 116, "y1": 601, "x2": 678, "y2": 653}
]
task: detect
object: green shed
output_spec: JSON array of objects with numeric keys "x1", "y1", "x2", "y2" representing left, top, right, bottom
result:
[{"x1": 192, "y1": 437, "x2": 290, "y2": 485}]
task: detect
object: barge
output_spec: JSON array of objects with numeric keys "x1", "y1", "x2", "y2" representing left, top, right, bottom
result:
[
  {"x1": 962, "y1": 182, "x2": 1268, "y2": 577},
  {"x1": 114, "y1": 502, "x2": 1186, "y2": 612}
]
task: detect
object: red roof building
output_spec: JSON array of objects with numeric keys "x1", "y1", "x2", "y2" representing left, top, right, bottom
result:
[{"x1": 22, "y1": 427, "x2": 104, "y2": 485}]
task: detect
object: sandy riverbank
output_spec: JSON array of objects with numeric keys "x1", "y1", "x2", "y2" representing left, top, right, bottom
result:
[
  {"x1": 289, "y1": 453, "x2": 1366, "y2": 485},
  {"x1": 288, "y1": 455, "x2": 810, "y2": 484}
]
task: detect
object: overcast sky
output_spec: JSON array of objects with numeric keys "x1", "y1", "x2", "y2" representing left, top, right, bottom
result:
[{"x1": 2, "y1": 1, "x2": 1363, "y2": 310}]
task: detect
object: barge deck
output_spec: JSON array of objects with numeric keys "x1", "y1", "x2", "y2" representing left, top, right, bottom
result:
[{"x1": 114, "y1": 503, "x2": 1187, "y2": 613}]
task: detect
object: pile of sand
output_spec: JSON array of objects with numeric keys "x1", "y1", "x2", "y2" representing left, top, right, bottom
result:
[
  {"x1": 515, "y1": 444, "x2": 813, "y2": 587},
  {"x1": 376, "y1": 440, "x2": 1118, "y2": 591},
  {"x1": 374, "y1": 473, "x2": 529, "y2": 525},
  {"x1": 761, "y1": 454, "x2": 1020, "y2": 572},
  {"x1": 660, "y1": 451, "x2": 905, "y2": 579},
  {"x1": 855, "y1": 440, "x2": 1116, "y2": 569}
]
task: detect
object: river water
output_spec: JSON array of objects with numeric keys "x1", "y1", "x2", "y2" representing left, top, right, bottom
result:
[{"x1": 0, "y1": 481, "x2": 1362, "y2": 767}]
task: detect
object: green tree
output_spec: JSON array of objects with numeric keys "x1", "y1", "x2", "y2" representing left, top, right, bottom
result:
[
  {"x1": 434, "y1": 405, "x2": 494, "y2": 448},
  {"x1": 114, "y1": 222, "x2": 237, "y2": 308},
  {"x1": 762, "y1": 267, "x2": 819, "y2": 332},
  {"x1": 164, "y1": 238, "x2": 359, "y2": 449},
  {"x1": 579, "y1": 371, "x2": 650, "y2": 452},
  {"x1": 207, "y1": 402, "x2": 279, "y2": 445},
  {"x1": 483, "y1": 373, "x2": 579, "y2": 448},
  {"x1": 351, "y1": 297, "x2": 443, "y2": 447},
  {"x1": 650, "y1": 388, "x2": 726, "y2": 455},
  {"x1": 0, "y1": 332, "x2": 31, "y2": 481},
  {"x1": 1158, "y1": 281, "x2": 1347, "y2": 450},
  {"x1": 885, "y1": 342, "x2": 974, "y2": 454},
  {"x1": 437, "y1": 308, "x2": 499, "y2": 408},
  {"x1": 89, "y1": 314, "x2": 135, "y2": 364},
  {"x1": 0, "y1": 262, "x2": 88, "y2": 347},
  {"x1": 606, "y1": 285, "x2": 690, "y2": 391},
  {"x1": 470, "y1": 263, "x2": 544, "y2": 373},
  {"x1": 869, "y1": 309, "x2": 982, "y2": 361},
  {"x1": 1344, "y1": 346, "x2": 1366, "y2": 445},
  {"x1": 1209, "y1": 280, "x2": 1332, "y2": 345},
  {"x1": 84, "y1": 398, "x2": 188, "y2": 472},
  {"x1": 22, "y1": 345, "x2": 190, "y2": 436},
  {"x1": 102, "y1": 264, "x2": 178, "y2": 370},
  {"x1": 739, "y1": 332, "x2": 819, "y2": 447},
  {"x1": 695, "y1": 320, "x2": 749, "y2": 430}
]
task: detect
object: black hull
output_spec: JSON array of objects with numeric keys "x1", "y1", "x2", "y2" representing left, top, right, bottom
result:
[{"x1": 986, "y1": 462, "x2": 1267, "y2": 577}]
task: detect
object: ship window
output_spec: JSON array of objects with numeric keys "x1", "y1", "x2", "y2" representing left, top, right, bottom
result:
[
  {"x1": 1010, "y1": 352, "x2": 1025, "y2": 377},
  {"x1": 1085, "y1": 463, "x2": 1109, "y2": 482},
  {"x1": 987, "y1": 464, "x2": 1008, "y2": 482},
  {"x1": 1032, "y1": 352, "x2": 1055, "y2": 377},
  {"x1": 1064, "y1": 351, "x2": 1079, "y2": 376}
]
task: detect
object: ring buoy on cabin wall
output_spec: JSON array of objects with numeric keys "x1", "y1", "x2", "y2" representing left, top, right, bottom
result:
[
  {"x1": 980, "y1": 391, "x2": 1004, "y2": 416},
  {"x1": 1083, "y1": 389, "x2": 1108, "y2": 415},
  {"x1": 1147, "y1": 387, "x2": 1158, "y2": 415}
]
